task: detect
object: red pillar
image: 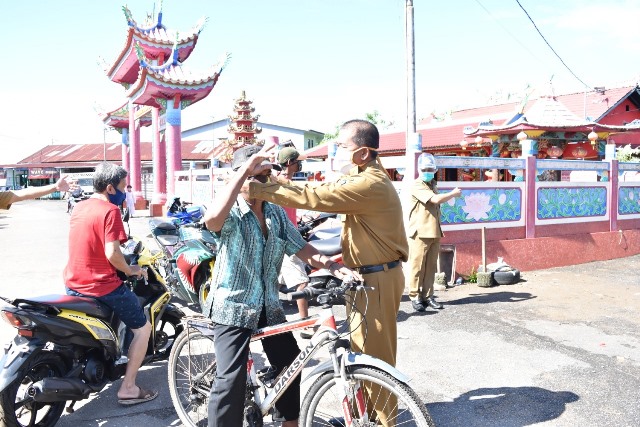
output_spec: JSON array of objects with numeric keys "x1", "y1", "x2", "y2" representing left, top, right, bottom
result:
[
  {"x1": 165, "y1": 95, "x2": 182, "y2": 196},
  {"x1": 128, "y1": 102, "x2": 144, "y2": 207},
  {"x1": 151, "y1": 106, "x2": 167, "y2": 205}
]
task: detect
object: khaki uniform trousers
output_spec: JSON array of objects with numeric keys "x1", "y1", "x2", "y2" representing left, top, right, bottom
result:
[
  {"x1": 407, "y1": 237, "x2": 441, "y2": 301},
  {"x1": 347, "y1": 265, "x2": 404, "y2": 426}
]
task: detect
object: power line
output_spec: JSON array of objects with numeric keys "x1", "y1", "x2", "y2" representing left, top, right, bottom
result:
[
  {"x1": 514, "y1": 0, "x2": 591, "y2": 89},
  {"x1": 472, "y1": 0, "x2": 541, "y2": 62}
]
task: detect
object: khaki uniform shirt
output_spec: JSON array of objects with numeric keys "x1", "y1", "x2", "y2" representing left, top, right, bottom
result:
[
  {"x1": 250, "y1": 160, "x2": 408, "y2": 267},
  {"x1": 0, "y1": 191, "x2": 13, "y2": 210},
  {"x1": 407, "y1": 178, "x2": 443, "y2": 239}
]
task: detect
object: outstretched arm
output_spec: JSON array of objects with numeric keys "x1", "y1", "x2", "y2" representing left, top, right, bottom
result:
[{"x1": 10, "y1": 175, "x2": 77, "y2": 203}]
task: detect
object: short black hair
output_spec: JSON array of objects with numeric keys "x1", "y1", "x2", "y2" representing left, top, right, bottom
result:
[
  {"x1": 341, "y1": 119, "x2": 379, "y2": 158},
  {"x1": 93, "y1": 162, "x2": 128, "y2": 193}
]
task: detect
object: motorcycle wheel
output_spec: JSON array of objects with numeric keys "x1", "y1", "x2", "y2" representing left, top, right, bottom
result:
[
  {"x1": 198, "y1": 281, "x2": 210, "y2": 314},
  {"x1": 153, "y1": 309, "x2": 185, "y2": 358},
  {"x1": 0, "y1": 351, "x2": 67, "y2": 427}
]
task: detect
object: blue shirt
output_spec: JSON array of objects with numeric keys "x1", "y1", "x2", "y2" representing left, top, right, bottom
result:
[{"x1": 203, "y1": 196, "x2": 307, "y2": 330}]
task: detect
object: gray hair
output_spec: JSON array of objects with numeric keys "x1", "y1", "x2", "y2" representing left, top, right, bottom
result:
[{"x1": 93, "y1": 162, "x2": 128, "y2": 193}]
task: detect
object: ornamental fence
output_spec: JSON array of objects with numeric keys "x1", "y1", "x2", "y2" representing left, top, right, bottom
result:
[{"x1": 173, "y1": 157, "x2": 640, "y2": 237}]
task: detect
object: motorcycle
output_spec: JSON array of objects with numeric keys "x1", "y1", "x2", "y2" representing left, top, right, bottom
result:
[
  {"x1": 66, "y1": 189, "x2": 89, "y2": 215},
  {"x1": 165, "y1": 196, "x2": 205, "y2": 225},
  {"x1": 147, "y1": 218, "x2": 217, "y2": 311},
  {"x1": 0, "y1": 234, "x2": 184, "y2": 427},
  {"x1": 279, "y1": 213, "x2": 345, "y2": 302}
]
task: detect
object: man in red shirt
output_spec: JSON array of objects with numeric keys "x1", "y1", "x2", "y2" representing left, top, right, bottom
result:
[{"x1": 63, "y1": 162, "x2": 155, "y2": 406}]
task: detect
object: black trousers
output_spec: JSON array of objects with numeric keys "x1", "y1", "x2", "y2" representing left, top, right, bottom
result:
[{"x1": 208, "y1": 308, "x2": 301, "y2": 426}]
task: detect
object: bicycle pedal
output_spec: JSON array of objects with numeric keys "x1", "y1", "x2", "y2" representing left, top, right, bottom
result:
[{"x1": 256, "y1": 366, "x2": 278, "y2": 383}]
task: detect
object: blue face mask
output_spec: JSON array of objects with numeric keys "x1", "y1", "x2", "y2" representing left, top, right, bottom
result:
[
  {"x1": 421, "y1": 172, "x2": 435, "y2": 182},
  {"x1": 108, "y1": 188, "x2": 127, "y2": 206}
]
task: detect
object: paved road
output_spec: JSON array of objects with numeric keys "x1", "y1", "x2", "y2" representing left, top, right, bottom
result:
[{"x1": 1, "y1": 199, "x2": 639, "y2": 426}]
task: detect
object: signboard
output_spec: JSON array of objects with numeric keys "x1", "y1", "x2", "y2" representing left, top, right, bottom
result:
[
  {"x1": 28, "y1": 168, "x2": 59, "y2": 179},
  {"x1": 159, "y1": 113, "x2": 166, "y2": 131}
]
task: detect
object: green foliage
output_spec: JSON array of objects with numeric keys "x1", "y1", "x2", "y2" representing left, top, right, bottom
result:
[
  {"x1": 467, "y1": 267, "x2": 478, "y2": 283},
  {"x1": 320, "y1": 110, "x2": 394, "y2": 145},
  {"x1": 616, "y1": 144, "x2": 640, "y2": 162}
]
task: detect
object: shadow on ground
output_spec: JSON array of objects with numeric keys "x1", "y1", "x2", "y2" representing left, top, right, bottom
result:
[
  {"x1": 427, "y1": 386, "x2": 579, "y2": 427},
  {"x1": 444, "y1": 291, "x2": 536, "y2": 305}
]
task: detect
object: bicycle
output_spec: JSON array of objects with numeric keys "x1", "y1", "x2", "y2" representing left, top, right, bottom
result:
[{"x1": 167, "y1": 279, "x2": 435, "y2": 426}]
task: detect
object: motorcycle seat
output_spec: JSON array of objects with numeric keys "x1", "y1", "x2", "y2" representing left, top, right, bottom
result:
[
  {"x1": 157, "y1": 235, "x2": 180, "y2": 246},
  {"x1": 17, "y1": 294, "x2": 112, "y2": 319},
  {"x1": 149, "y1": 218, "x2": 178, "y2": 231},
  {"x1": 309, "y1": 226, "x2": 342, "y2": 240},
  {"x1": 308, "y1": 236, "x2": 342, "y2": 256}
]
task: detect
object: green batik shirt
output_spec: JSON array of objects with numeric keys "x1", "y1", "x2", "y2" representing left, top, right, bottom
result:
[{"x1": 203, "y1": 196, "x2": 306, "y2": 330}]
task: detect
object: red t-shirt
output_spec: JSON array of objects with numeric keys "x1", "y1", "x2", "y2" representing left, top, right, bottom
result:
[
  {"x1": 283, "y1": 206, "x2": 297, "y2": 225},
  {"x1": 64, "y1": 198, "x2": 128, "y2": 296}
]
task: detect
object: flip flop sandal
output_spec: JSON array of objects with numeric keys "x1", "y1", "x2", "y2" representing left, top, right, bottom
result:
[{"x1": 118, "y1": 387, "x2": 158, "y2": 406}]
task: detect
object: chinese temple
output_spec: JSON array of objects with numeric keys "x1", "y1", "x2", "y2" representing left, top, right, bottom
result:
[
  {"x1": 210, "y1": 91, "x2": 264, "y2": 164},
  {"x1": 102, "y1": 2, "x2": 228, "y2": 212},
  {"x1": 302, "y1": 85, "x2": 640, "y2": 181}
]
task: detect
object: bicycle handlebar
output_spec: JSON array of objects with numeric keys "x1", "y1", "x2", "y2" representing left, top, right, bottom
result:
[{"x1": 286, "y1": 277, "x2": 366, "y2": 301}]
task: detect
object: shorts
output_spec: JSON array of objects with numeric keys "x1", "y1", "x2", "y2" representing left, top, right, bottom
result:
[
  {"x1": 66, "y1": 284, "x2": 148, "y2": 330},
  {"x1": 278, "y1": 254, "x2": 309, "y2": 289}
]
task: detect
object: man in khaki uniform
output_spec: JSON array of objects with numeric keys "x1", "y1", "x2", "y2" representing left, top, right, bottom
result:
[
  {"x1": 407, "y1": 153, "x2": 461, "y2": 312},
  {"x1": 250, "y1": 120, "x2": 408, "y2": 425},
  {"x1": 0, "y1": 176, "x2": 75, "y2": 210}
]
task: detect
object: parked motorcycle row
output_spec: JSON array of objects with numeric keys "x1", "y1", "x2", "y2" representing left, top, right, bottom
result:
[{"x1": 0, "y1": 197, "x2": 343, "y2": 426}]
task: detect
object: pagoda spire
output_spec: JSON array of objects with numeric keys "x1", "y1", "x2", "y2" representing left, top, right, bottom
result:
[{"x1": 211, "y1": 91, "x2": 263, "y2": 163}]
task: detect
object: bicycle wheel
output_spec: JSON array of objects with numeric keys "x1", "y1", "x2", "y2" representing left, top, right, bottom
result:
[
  {"x1": 300, "y1": 365, "x2": 435, "y2": 427},
  {"x1": 168, "y1": 328, "x2": 216, "y2": 427}
]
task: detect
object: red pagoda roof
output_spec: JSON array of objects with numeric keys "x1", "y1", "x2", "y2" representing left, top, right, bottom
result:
[
  {"x1": 126, "y1": 55, "x2": 228, "y2": 107},
  {"x1": 106, "y1": 6, "x2": 205, "y2": 85},
  {"x1": 102, "y1": 102, "x2": 152, "y2": 129}
]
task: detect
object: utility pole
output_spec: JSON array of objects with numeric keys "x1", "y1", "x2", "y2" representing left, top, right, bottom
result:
[
  {"x1": 403, "y1": 0, "x2": 420, "y2": 218},
  {"x1": 103, "y1": 128, "x2": 107, "y2": 161}
]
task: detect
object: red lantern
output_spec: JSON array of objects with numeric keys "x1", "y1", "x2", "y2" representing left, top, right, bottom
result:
[
  {"x1": 547, "y1": 146, "x2": 564, "y2": 158},
  {"x1": 572, "y1": 146, "x2": 588, "y2": 158}
]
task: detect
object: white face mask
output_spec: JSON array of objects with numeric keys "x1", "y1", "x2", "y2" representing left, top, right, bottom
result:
[{"x1": 332, "y1": 147, "x2": 355, "y2": 174}]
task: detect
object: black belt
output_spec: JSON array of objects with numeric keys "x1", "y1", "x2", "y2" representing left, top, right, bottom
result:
[{"x1": 356, "y1": 260, "x2": 401, "y2": 275}]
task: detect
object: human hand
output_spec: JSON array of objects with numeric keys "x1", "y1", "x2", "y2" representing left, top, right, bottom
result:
[
  {"x1": 328, "y1": 262, "x2": 363, "y2": 282},
  {"x1": 56, "y1": 175, "x2": 78, "y2": 193},
  {"x1": 128, "y1": 265, "x2": 148, "y2": 280},
  {"x1": 244, "y1": 141, "x2": 278, "y2": 177},
  {"x1": 450, "y1": 187, "x2": 462, "y2": 198}
]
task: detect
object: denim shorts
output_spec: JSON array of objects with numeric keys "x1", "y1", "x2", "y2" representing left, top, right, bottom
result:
[{"x1": 66, "y1": 284, "x2": 148, "y2": 330}]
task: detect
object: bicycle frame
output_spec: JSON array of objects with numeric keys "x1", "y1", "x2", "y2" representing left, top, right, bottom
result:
[
  {"x1": 187, "y1": 303, "x2": 353, "y2": 420},
  {"x1": 183, "y1": 286, "x2": 411, "y2": 426}
]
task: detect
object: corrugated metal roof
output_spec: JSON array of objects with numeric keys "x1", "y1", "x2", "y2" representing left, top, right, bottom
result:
[{"x1": 14, "y1": 140, "x2": 213, "y2": 165}]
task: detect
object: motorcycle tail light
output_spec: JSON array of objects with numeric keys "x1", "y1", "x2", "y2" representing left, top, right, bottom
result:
[{"x1": 1, "y1": 310, "x2": 35, "y2": 336}]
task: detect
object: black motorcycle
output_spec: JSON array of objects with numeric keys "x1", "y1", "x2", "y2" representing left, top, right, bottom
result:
[{"x1": 0, "y1": 239, "x2": 184, "y2": 426}]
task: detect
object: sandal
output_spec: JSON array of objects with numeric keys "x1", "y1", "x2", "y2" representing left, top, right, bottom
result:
[{"x1": 118, "y1": 387, "x2": 158, "y2": 406}]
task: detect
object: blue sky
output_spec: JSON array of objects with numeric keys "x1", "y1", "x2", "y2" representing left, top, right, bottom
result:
[{"x1": 1, "y1": 0, "x2": 639, "y2": 164}]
